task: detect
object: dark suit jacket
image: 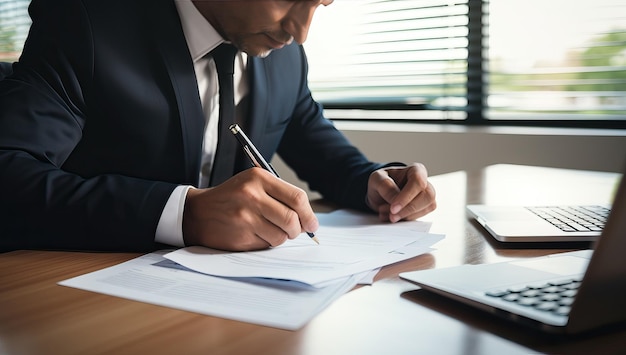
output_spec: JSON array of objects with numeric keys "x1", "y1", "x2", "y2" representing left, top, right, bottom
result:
[
  {"x1": 0, "y1": 62, "x2": 11, "y2": 80},
  {"x1": 0, "y1": 0, "x2": 390, "y2": 252}
]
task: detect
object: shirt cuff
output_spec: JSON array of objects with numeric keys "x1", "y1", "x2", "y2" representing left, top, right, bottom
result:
[{"x1": 155, "y1": 185, "x2": 192, "y2": 247}]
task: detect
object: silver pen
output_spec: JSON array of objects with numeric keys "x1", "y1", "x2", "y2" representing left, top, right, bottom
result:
[{"x1": 229, "y1": 124, "x2": 320, "y2": 245}]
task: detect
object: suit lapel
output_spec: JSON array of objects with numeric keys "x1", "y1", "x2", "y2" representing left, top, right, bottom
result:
[
  {"x1": 152, "y1": 1, "x2": 204, "y2": 186},
  {"x1": 149, "y1": 6, "x2": 278, "y2": 182}
]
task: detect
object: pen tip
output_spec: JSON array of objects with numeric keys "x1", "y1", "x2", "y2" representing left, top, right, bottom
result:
[{"x1": 307, "y1": 231, "x2": 319, "y2": 244}]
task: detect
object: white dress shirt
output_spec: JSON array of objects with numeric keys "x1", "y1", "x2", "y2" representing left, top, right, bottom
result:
[{"x1": 155, "y1": 0, "x2": 249, "y2": 246}]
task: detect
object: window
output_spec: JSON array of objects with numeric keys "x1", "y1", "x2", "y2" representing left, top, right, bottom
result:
[
  {"x1": 306, "y1": 0, "x2": 470, "y2": 121},
  {"x1": 0, "y1": 0, "x2": 29, "y2": 62},
  {"x1": 305, "y1": 0, "x2": 626, "y2": 128},
  {"x1": 487, "y1": 0, "x2": 626, "y2": 124}
]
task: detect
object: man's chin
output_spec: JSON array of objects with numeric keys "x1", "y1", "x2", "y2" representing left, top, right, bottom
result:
[
  {"x1": 237, "y1": 44, "x2": 273, "y2": 58},
  {"x1": 241, "y1": 47, "x2": 274, "y2": 58},
  {"x1": 255, "y1": 49, "x2": 273, "y2": 58},
  {"x1": 236, "y1": 36, "x2": 287, "y2": 58}
]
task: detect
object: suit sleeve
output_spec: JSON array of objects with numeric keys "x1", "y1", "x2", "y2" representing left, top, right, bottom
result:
[
  {"x1": 277, "y1": 45, "x2": 402, "y2": 211},
  {"x1": 0, "y1": 0, "x2": 176, "y2": 252}
]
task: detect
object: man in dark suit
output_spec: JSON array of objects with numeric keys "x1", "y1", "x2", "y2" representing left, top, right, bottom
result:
[{"x1": 0, "y1": 0, "x2": 436, "y2": 252}]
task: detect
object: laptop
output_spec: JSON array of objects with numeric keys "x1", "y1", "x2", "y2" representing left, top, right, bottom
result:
[
  {"x1": 466, "y1": 203, "x2": 609, "y2": 243},
  {"x1": 399, "y1": 173, "x2": 626, "y2": 334}
]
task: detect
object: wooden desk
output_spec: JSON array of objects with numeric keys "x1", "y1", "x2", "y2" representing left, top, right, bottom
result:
[{"x1": 1, "y1": 165, "x2": 624, "y2": 354}]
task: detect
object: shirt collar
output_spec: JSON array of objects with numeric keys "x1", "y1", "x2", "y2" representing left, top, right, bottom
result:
[{"x1": 175, "y1": 0, "x2": 224, "y2": 62}]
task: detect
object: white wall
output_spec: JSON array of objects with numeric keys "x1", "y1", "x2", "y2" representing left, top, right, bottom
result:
[{"x1": 272, "y1": 121, "x2": 626, "y2": 199}]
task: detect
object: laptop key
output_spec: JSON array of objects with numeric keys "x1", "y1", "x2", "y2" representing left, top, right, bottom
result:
[
  {"x1": 517, "y1": 297, "x2": 540, "y2": 307},
  {"x1": 521, "y1": 289, "x2": 541, "y2": 298},
  {"x1": 508, "y1": 285, "x2": 529, "y2": 293},
  {"x1": 485, "y1": 289, "x2": 510, "y2": 297},
  {"x1": 535, "y1": 301, "x2": 559, "y2": 312},
  {"x1": 562, "y1": 282, "x2": 580, "y2": 290},
  {"x1": 567, "y1": 222, "x2": 589, "y2": 231},
  {"x1": 562, "y1": 289, "x2": 578, "y2": 298},
  {"x1": 527, "y1": 282, "x2": 551, "y2": 289},
  {"x1": 502, "y1": 293, "x2": 521, "y2": 302},
  {"x1": 542, "y1": 285, "x2": 564, "y2": 293},
  {"x1": 540, "y1": 293, "x2": 561, "y2": 302},
  {"x1": 559, "y1": 298, "x2": 575, "y2": 306},
  {"x1": 554, "y1": 306, "x2": 571, "y2": 316}
]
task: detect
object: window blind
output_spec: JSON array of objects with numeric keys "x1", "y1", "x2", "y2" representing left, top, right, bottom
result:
[
  {"x1": 0, "y1": 0, "x2": 30, "y2": 62},
  {"x1": 306, "y1": 0, "x2": 471, "y2": 120}
]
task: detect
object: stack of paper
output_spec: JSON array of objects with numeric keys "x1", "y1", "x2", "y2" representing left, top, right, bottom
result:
[{"x1": 60, "y1": 210, "x2": 444, "y2": 330}]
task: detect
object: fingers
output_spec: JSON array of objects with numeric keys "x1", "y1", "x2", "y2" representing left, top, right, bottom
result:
[
  {"x1": 256, "y1": 185, "x2": 317, "y2": 245},
  {"x1": 263, "y1": 174, "x2": 319, "y2": 236},
  {"x1": 182, "y1": 185, "x2": 272, "y2": 251},
  {"x1": 367, "y1": 170, "x2": 400, "y2": 206},
  {"x1": 223, "y1": 168, "x2": 318, "y2": 247},
  {"x1": 182, "y1": 168, "x2": 318, "y2": 251},
  {"x1": 367, "y1": 163, "x2": 437, "y2": 223},
  {"x1": 388, "y1": 163, "x2": 429, "y2": 214},
  {"x1": 390, "y1": 182, "x2": 437, "y2": 222}
]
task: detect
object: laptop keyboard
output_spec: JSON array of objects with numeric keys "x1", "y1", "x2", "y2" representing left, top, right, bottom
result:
[
  {"x1": 526, "y1": 205, "x2": 610, "y2": 232},
  {"x1": 486, "y1": 278, "x2": 582, "y2": 316}
]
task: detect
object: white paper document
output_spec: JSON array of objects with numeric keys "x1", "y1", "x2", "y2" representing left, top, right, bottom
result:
[
  {"x1": 59, "y1": 251, "x2": 360, "y2": 330},
  {"x1": 59, "y1": 210, "x2": 445, "y2": 330},
  {"x1": 164, "y1": 210, "x2": 444, "y2": 286}
]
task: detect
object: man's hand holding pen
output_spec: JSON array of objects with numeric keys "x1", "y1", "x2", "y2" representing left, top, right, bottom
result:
[
  {"x1": 182, "y1": 124, "x2": 319, "y2": 251},
  {"x1": 182, "y1": 168, "x2": 319, "y2": 252}
]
